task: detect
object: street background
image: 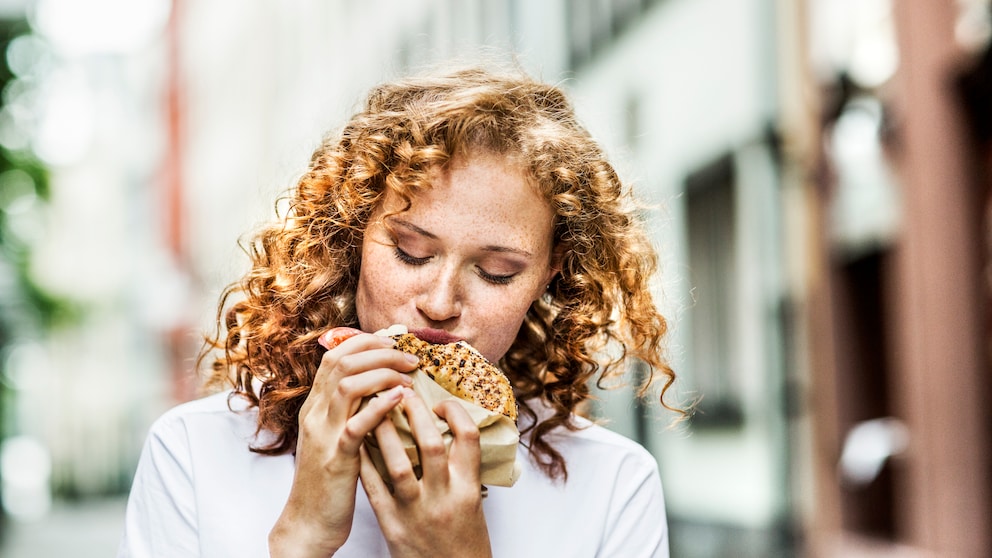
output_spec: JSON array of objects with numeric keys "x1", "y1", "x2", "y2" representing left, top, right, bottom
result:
[{"x1": 0, "y1": 0, "x2": 990, "y2": 557}]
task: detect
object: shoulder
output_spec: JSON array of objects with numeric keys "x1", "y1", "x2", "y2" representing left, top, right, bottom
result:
[
  {"x1": 151, "y1": 390, "x2": 246, "y2": 425},
  {"x1": 515, "y1": 399, "x2": 660, "y2": 496},
  {"x1": 521, "y1": 398, "x2": 657, "y2": 469},
  {"x1": 487, "y1": 403, "x2": 667, "y2": 556},
  {"x1": 146, "y1": 390, "x2": 259, "y2": 446},
  {"x1": 163, "y1": 389, "x2": 252, "y2": 415},
  {"x1": 568, "y1": 414, "x2": 654, "y2": 457},
  {"x1": 556, "y1": 417, "x2": 660, "y2": 483}
]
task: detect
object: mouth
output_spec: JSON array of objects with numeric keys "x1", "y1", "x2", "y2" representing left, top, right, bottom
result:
[{"x1": 410, "y1": 327, "x2": 463, "y2": 345}]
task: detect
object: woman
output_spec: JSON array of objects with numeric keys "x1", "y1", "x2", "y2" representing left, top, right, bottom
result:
[{"x1": 118, "y1": 65, "x2": 679, "y2": 557}]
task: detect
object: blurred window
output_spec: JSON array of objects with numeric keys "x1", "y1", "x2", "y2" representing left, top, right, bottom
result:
[
  {"x1": 685, "y1": 154, "x2": 745, "y2": 429},
  {"x1": 565, "y1": 0, "x2": 665, "y2": 70}
]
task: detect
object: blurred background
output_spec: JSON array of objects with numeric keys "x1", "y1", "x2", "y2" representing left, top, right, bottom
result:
[{"x1": 0, "y1": 0, "x2": 990, "y2": 556}]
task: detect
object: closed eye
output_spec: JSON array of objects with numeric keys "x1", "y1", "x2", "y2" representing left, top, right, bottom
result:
[
  {"x1": 395, "y1": 244, "x2": 516, "y2": 284},
  {"x1": 393, "y1": 246, "x2": 431, "y2": 266},
  {"x1": 477, "y1": 268, "x2": 515, "y2": 285}
]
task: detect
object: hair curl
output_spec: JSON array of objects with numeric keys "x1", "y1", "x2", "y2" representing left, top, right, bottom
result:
[{"x1": 199, "y1": 64, "x2": 680, "y2": 480}]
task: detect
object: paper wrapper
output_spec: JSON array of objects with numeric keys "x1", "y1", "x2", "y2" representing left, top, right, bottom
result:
[{"x1": 362, "y1": 368, "x2": 521, "y2": 487}]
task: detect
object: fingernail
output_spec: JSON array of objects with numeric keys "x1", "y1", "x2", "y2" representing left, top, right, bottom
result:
[
  {"x1": 400, "y1": 374, "x2": 414, "y2": 386},
  {"x1": 379, "y1": 336, "x2": 395, "y2": 346},
  {"x1": 401, "y1": 387, "x2": 417, "y2": 399},
  {"x1": 403, "y1": 353, "x2": 420, "y2": 365}
]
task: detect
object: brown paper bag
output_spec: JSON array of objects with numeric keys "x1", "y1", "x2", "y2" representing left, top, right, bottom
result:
[{"x1": 362, "y1": 368, "x2": 521, "y2": 487}]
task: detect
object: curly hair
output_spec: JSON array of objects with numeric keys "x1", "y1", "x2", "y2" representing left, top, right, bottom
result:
[{"x1": 199, "y1": 65, "x2": 679, "y2": 481}]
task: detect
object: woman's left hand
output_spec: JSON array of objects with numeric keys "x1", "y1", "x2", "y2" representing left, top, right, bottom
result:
[{"x1": 360, "y1": 390, "x2": 492, "y2": 558}]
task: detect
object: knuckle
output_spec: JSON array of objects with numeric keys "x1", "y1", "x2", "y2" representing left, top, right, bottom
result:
[
  {"x1": 338, "y1": 422, "x2": 361, "y2": 450},
  {"x1": 425, "y1": 501, "x2": 472, "y2": 525},
  {"x1": 336, "y1": 354, "x2": 359, "y2": 375},
  {"x1": 424, "y1": 508, "x2": 448, "y2": 524},
  {"x1": 319, "y1": 350, "x2": 340, "y2": 369},
  {"x1": 335, "y1": 377, "x2": 358, "y2": 398},
  {"x1": 388, "y1": 465, "x2": 415, "y2": 485},
  {"x1": 321, "y1": 350, "x2": 360, "y2": 377},
  {"x1": 298, "y1": 410, "x2": 320, "y2": 434},
  {"x1": 418, "y1": 439, "x2": 446, "y2": 460},
  {"x1": 298, "y1": 398, "x2": 314, "y2": 419},
  {"x1": 460, "y1": 427, "x2": 481, "y2": 444},
  {"x1": 300, "y1": 413, "x2": 327, "y2": 440}
]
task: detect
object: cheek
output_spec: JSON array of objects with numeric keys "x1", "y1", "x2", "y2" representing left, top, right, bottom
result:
[
  {"x1": 475, "y1": 288, "x2": 541, "y2": 361},
  {"x1": 356, "y1": 246, "x2": 410, "y2": 328}
]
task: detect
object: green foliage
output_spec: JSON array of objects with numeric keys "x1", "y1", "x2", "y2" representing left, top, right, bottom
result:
[{"x1": 0, "y1": 18, "x2": 79, "y2": 337}]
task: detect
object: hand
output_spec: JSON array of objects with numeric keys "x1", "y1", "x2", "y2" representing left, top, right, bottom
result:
[
  {"x1": 360, "y1": 391, "x2": 492, "y2": 558},
  {"x1": 268, "y1": 330, "x2": 420, "y2": 558}
]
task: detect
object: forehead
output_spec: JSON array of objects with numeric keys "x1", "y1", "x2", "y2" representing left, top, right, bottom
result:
[{"x1": 379, "y1": 153, "x2": 554, "y2": 248}]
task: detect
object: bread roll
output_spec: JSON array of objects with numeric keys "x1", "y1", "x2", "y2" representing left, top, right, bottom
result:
[{"x1": 391, "y1": 333, "x2": 517, "y2": 422}]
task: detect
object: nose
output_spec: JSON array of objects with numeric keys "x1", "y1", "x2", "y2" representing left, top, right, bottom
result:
[{"x1": 416, "y1": 267, "x2": 462, "y2": 323}]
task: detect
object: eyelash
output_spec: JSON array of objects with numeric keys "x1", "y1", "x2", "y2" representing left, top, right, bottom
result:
[
  {"x1": 392, "y1": 247, "x2": 516, "y2": 286},
  {"x1": 393, "y1": 246, "x2": 430, "y2": 266},
  {"x1": 478, "y1": 269, "x2": 515, "y2": 286}
]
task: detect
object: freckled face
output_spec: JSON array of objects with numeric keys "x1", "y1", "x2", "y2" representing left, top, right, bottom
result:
[{"x1": 355, "y1": 153, "x2": 557, "y2": 363}]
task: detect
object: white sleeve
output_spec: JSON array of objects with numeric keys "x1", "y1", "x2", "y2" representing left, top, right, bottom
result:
[
  {"x1": 117, "y1": 412, "x2": 200, "y2": 557},
  {"x1": 598, "y1": 453, "x2": 670, "y2": 558}
]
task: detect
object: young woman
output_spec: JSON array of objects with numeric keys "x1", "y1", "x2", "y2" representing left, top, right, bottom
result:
[{"x1": 118, "y1": 65, "x2": 680, "y2": 558}]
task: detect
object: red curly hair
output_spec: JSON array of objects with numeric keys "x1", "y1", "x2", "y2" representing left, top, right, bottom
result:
[{"x1": 200, "y1": 65, "x2": 679, "y2": 480}]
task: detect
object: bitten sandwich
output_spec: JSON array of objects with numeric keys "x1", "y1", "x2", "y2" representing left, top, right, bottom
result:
[
  {"x1": 321, "y1": 324, "x2": 522, "y2": 487},
  {"x1": 321, "y1": 325, "x2": 517, "y2": 421},
  {"x1": 390, "y1": 330, "x2": 517, "y2": 421}
]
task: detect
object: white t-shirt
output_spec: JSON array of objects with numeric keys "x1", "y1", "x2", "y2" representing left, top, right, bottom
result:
[{"x1": 117, "y1": 390, "x2": 669, "y2": 557}]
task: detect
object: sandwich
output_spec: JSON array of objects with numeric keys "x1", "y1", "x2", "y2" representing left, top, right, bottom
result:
[
  {"x1": 389, "y1": 329, "x2": 517, "y2": 422},
  {"x1": 320, "y1": 324, "x2": 522, "y2": 486},
  {"x1": 321, "y1": 325, "x2": 517, "y2": 421}
]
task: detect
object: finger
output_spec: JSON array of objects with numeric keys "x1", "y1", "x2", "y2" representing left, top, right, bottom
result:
[
  {"x1": 328, "y1": 368, "x2": 413, "y2": 421},
  {"x1": 359, "y1": 444, "x2": 396, "y2": 512},
  {"x1": 401, "y1": 390, "x2": 450, "y2": 490},
  {"x1": 434, "y1": 400, "x2": 482, "y2": 485},
  {"x1": 334, "y1": 385, "x2": 405, "y2": 456},
  {"x1": 312, "y1": 343, "x2": 418, "y2": 410},
  {"x1": 303, "y1": 364, "x2": 409, "y2": 427},
  {"x1": 319, "y1": 345, "x2": 419, "y2": 383},
  {"x1": 373, "y1": 404, "x2": 420, "y2": 501},
  {"x1": 312, "y1": 333, "x2": 396, "y2": 387},
  {"x1": 332, "y1": 331, "x2": 401, "y2": 353},
  {"x1": 318, "y1": 326, "x2": 363, "y2": 350},
  {"x1": 338, "y1": 348, "x2": 419, "y2": 378}
]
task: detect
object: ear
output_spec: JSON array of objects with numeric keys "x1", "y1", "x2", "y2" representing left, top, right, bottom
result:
[
  {"x1": 541, "y1": 243, "x2": 567, "y2": 293},
  {"x1": 550, "y1": 242, "x2": 567, "y2": 272}
]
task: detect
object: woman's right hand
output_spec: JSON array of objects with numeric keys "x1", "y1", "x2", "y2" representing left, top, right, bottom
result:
[{"x1": 268, "y1": 328, "x2": 420, "y2": 558}]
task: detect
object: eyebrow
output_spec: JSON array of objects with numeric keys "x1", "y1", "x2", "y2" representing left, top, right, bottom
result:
[{"x1": 392, "y1": 218, "x2": 534, "y2": 258}]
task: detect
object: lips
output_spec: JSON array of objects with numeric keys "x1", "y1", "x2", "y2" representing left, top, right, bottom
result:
[{"x1": 410, "y1": 327, "x2": 463, "y2": 345}]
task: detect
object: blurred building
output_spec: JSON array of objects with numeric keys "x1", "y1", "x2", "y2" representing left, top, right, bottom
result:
[
  {"x1": 0, "y1": 0, "x2": 989, "y2": 557},
  {"x1": 0, "y1": 0, "x2": 179, "y2": 526},
  {"x1": 562, "y1": 1, "x2": 795, "y2": 555},
  {"x1": 794, "y1": 0, "x2": 992, "y2": 556}
]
